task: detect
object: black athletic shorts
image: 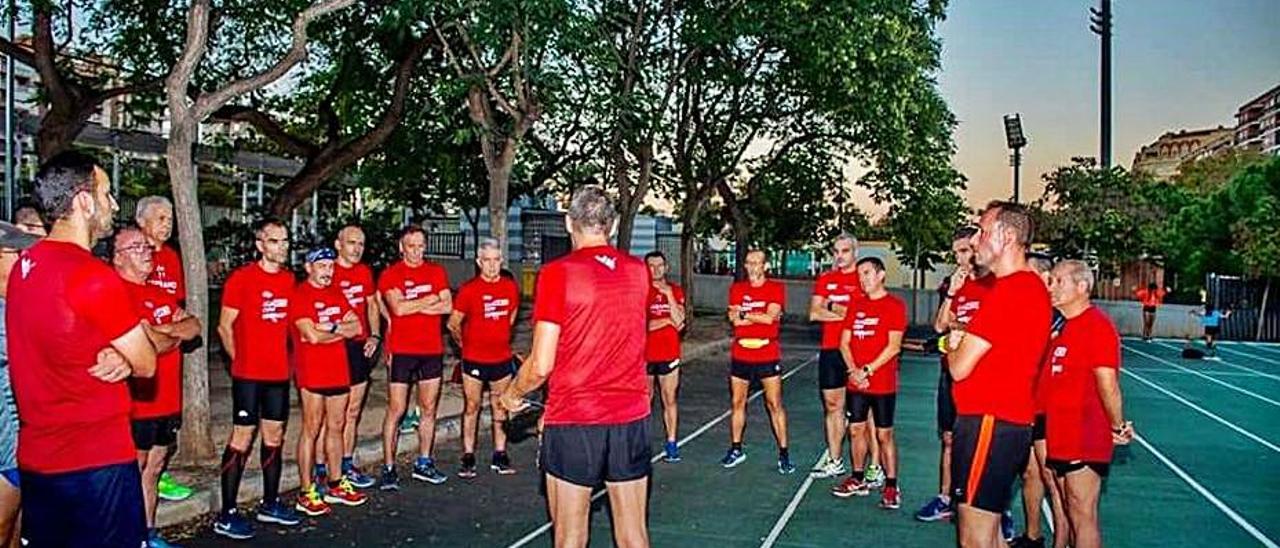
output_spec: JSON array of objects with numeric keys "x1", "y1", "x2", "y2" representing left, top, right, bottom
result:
[
  {"x1": 132, "y1": 414, "x2": 182, "y2": 450},
  {"x1": 303, "y1": 385, "x2": 351, "y2": 397},
  {"x1": 936, "y1": 365, "x2": 957, "y2": 436},
  {"x1": 540, "y1": 417, "x2": 651, "y2": 487},
  {"x1": 846, "y1": 391, "x2": 896, "y2": 428},
  {"x1": 21, "y1": 462, "x2": 146, "y2": 548},
  {"x1": 1032, "y1": 413, "x2": 1047, "y2": 441},
  {"x1": 390, "y1": 354, "x2": 444, "y2": 384},
  {"x1": 950, "y1": 414, "x2": 1033, "y2": 514},
  {"x1": 818, "y1": 350, "x2": 848, "y2": 390},
  {"x1": 346, "y1": 339, "x2": 376, "y2": 385},
  {"x1": 1205, "y1": 325, "x2": 1221, "y2": 337},
  {"x1": 730, "y1": 360, "x2": 782, "y2": 383},
  {"x1": 231, "y1": 379, "x2": 290, "y2": 425},
  {"x1": 463, "y1": 359, "x2": 515, "y2": 383},
  {"x1": 1142, "y1": 306, "x2": 1157, "y2": 314},
  {"x1": 1046, "y1": 459, "x2": 1111, "y2": 478},
  {"x1": 647, "y1": 359, "x2": 681, "y2": 376}
]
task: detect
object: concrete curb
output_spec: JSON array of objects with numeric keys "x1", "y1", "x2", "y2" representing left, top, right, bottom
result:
[{"x1": 158, "y1": 336, "x2": 733, "y2": 528}]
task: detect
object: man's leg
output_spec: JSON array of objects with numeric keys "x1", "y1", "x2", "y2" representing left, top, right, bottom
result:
[
  {"x1": 605, "y1": 478, "x2": 650, "y2": 548},
  {"x1": 0, "y1": 474, "x2": 16, "y2": 548},
  {"x1": 729, "y1": 377, "x2": 750, "y2": 446},
  {"x1": 382, "y1": 383, "x2": 410, "y2": 466},
  {"x1": 849, "y1": 420, "x2": 869, "y2": 472},
  {"x1": 139, "y1": 446, "x2": 168, "y2": 532},
  {"x1": 1020, "y1": 448, "x2": 1045, "y2": 541},
  {"x1": 957, "y1": 504, "x2": 1001, "y2": 548},
  {"x1": 867, "y1": 409, "x2": 881, "y2": 468},
  {"x1": 461, "y1": 375, "x2": 484, "y2": 456},
  {"x1": 659, "y1": 369, "x2": 681, "y2": 444},
  {"x1": 322, "y1": 393, "x2": 349, "y2": 488},
  {"x1": 1035, "y1": 441, "x2": 1068, "y2": 548},
  {"x1": 259, "y1": 419, "x2": 287, "y2": 504},
  {"x1": 1062, "y1": 467, "x2": 1103, "y2": 548},
  {"x1": 342, "y1": 380, "x2": 369, "y2": 469},
  {"x1": 490, "y1": 376, "x2": 513, "y2": 453},
  {"x1": 878, "y1": 426, "x2": 898, "y2": 484},
  {"x1": 761, "y1": 376, "x2": 789, "y2": 451},
  {"x1": 940, "y1": 431, "x2": 954, "y2": 496},
  {"x1": 416, "y1": 378, "x2": 443, "y2": 458},
  {"x1": 1142, "y1": 311, "x2": 1155, "y2": 339},
  {"x1": 220, "y1": 424, "x2": 256, "y2": 512},
  {"x1": 298, "y1": 390, "x2": 325, "y2": 492},
  {"x1": 547, "y1": 474, "x2": 593, "y2": 548},
  {"x1": 822, "y1": 387, "x2": 846, "y2": 466}
]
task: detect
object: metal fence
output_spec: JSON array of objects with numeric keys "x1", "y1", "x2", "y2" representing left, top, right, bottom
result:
[
  {"x1": 426, "y1": 231, "x2": 466, "y2": 259},
  {"x1": 1205, "y1": 273, "x2": 1279, "y2": 342}
]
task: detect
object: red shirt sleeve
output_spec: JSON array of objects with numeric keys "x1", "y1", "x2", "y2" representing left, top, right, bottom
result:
[
  {"x1": 1092, "y1": 315, "x2": 1121, "y2": 370},
  {"x1": 812, "y1": 273, "x2": 830, "y2": 299},
  {"x1": 532, "y1": 265, "x2": 566, "y2": 325},
  {"x1": 222, "y1": 269, "x2": 245, "y2": 312},
  {"x1": 888, "y1": 297, "x2": 908, "y2": 332},
  {"x1": 965, "y1": 286, "x2": 1005, "y2": 343},
  {"x1": 674, "y1": 285, "x2": 686, "y2": 307},
  {"x1": 377, "y1": 266, "x2": 397, "y2": 297},
  {"x1": 772, "y1": 282, "x2": 786, "y2": 312},
  {"x1": 432, "y1": 265, "x2": 450, "y2": 296},
  {"x1": 68, "y1": 265, "x2": 139, "y2": 341},
  {"x1": 454, "y1": 283, "x2": 473, "y2": 316}
]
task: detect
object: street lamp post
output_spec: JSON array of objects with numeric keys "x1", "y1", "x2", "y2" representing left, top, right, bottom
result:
[
  {"x1": 1091, "y1": 0, "x2": 1113, "y2": 169},
  {"x1": 1003, "y1": 113, "x2": 1027, "y2": 203}
]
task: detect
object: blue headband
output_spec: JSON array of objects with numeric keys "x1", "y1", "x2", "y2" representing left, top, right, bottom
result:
[{"x1": 306, "y1": 247, "x2": 337, "y2": 263}]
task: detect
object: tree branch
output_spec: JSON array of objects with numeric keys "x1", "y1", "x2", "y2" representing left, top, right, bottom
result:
[{"x1": 210, "y1": 104, "x2": 318, "y2": 157}]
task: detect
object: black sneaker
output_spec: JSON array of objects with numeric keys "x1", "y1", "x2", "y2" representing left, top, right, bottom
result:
[
  {"x1": 1010, "y1": 535, "x2": 1045, "y2": 548},
  {"x1": 379, "y1": 464, "x2": 400, "y2": 491},
  {"x1": 491, "y1": 451, "x2": 517, "y2": 475},
  {"x1": 458, "y1": 453, "x2": 478, "y2": 479}
]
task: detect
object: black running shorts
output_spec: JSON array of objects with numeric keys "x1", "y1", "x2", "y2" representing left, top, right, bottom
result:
[
  {"x1": 390, "y1": 354, "x2": 444, "y2": 384},
  {"x1": 1046, "y1": 459, "x2": 1111, "y2": 478},
  {"x1": 845, "y1": 392, "x2": 896, "y2": 428},
  {"x1": 936, "y1": 365, "x2": 957, "y2": 436},
  {"x1": 1032, "y1": 413, "x2": 1047, "y2": 442},
  {"x1": 647, "y1": 359, "x2": 681, "y2": 376},
  {"x1": 540, "y1": 417, "x2": 651, "y2": 487},
  {"x1": 818, "y1": 350, "x2": 848, "y2": 390},
  {"x1": 950, "y1": 414, "x2": 1033, "y2": 514},
  {"x1": 22, "y1": 463, "x2": 146, "y2": 548},
  {"x1": 346, "y1": 339, "x2": 376, "y2": 386},
  {"x1": 730, "y1": 360, "x2": 782, "y2": 383},
  {"x1": 231, "y1": 379, "x2": 290, "y2": 425},
  {"x1": 132, "y1": 414, "x2": 182, "y2": 450},
  {"x1": 462, "y1": 359, "x2": 515, "y2": 383}
]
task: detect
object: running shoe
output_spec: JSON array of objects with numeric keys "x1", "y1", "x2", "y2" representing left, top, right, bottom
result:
[
  {"x1": 256, "y1": 498, "x2": 302, "y2": 526},
  {"x1": 147, "y1": 529, "x2": 181, "y2": 548},
  {"x1": 810, "y1": 453, "x2": 846, "y2": 479},
  {"x1": 1001, "y1": 510, "x2": 1016, "y2": 542},
  {"x1": 379, "y1": 465, "x2": 401, "y2": 491},
  {"x1": 295, "y1": 484, "x2": 331, "y2": 517},
  {"x1": 324, "y1": 477, "x2": 369, "y2": 507},
  {"x1": 458, "y1": 453, "x2": 479, "y2": 479},
  {"x1": 157, "y1": 472, "x2": 194, "y2": 502},
  {"x1": 831, "y1": 475, "x2": 870, "y2": 498},
  {"x1": 777, "y1": 454, "x2": 796, "y2": 475},
  {"x1": 720, "y1": 447, "x2": 746, "y2": 468},
  {"x1": 491, "y1": 451, "x2": 517, "y2": 475},
  {"x1": 1010, "y1": 534, "x2": 1046, "y2": 548},
  {"x1": 879, "y1": 486, "x2": 901, "y2": 509},
  {"x1": 865, "y1": 464, "x2": 885, "y2": 489},
  {"x1": 914, "y1": 495, "x2": 953, "y2": 522},
  {"x1": 412, "y1": 457, "x2": 448, "y2": 484},
  {"x1": 663, "y1": 441, "x2": 682, "y2": 463},
  {"x1": 343, "y1": 466, "x2": 376, "y2": 489},
  {"x1": 399, "y1": 408, "x2": 421, "y2": 434},
  {"x1": 313, "y1": 469, "x2": 329, "y2": 497},
  {"x1": 212, "y1": 508, "x2": 255, "y2": 540}
]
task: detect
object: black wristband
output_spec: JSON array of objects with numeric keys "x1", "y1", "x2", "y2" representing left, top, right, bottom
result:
[
  {"x1": 738, "y1": 310, "x2": 747, "y2": 321},
  {"x1": 826, "y1": 301, "x2": 835, "y2": 312}
]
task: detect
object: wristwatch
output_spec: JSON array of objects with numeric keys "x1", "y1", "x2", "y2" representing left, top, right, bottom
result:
[
  {"x1": 826, "y1": 301, "x2": 835, "y2": 312},
  {"x1": 329, "y1": 323, "x2": 339, "y2": 334},
  {"x1": 862, "y1": 365, "x2": 873, "y2": 377},
  {"x1": 738, "y1": 310, "x2": 748, "y2": 321}
]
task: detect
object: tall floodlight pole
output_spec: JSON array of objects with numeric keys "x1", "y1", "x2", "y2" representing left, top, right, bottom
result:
[
  {"x1": 1003, "y1": 113, "x2": 1027, "y2": 203},
  {"x1": 1091, "y1": 0, "x2": 1113, "y2": 169},
  {"x1": 4, "y1": 0, "x2": 15, "y2": 220}
]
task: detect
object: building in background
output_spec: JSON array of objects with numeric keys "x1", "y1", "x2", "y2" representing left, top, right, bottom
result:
[
  {"x1": 1235, "y1": 83, "x2": 1280, "y2": 155},
  {"x1": 1131, "y1": 126, "x2": 1234, "y2": 179}
]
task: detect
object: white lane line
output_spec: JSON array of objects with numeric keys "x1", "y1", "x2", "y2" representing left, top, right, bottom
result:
[
  {"x1": 505, "y1": 354, "x2": 819, "y2": 548},
  {"x1": 1124, "y1": 345, "x2": 1280, "y2": 408},
  {"x1": 1188, "y1": 344, "x2": 1280, "y2": 378},
  {"x1": 1121, "y1": 367, "x2": 1280, "y2": 454},
  {"x1": 1132, "y1": 433, "x2": 1279, "y2": 548},
  {"x1": 1132, "y1": 368, "x2": 1267, "y2": 379},
  {"x1": 759, "y1": 451, "x2": 826, "y2": 548}
]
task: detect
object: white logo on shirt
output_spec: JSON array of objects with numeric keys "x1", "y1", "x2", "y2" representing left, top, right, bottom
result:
[
  {"x1": 341, "y1": 283, "x2": 366, "y2": 306},
  {"x1": 403, "y1": 281, "x2": 433, "y2": 299},
  {"x1": 595, "y1": 255, "x2": 617, "y2": 270},
  {"x1": 482, "y1": 295, "x2": 511, "y2": 320},
  {"x1": 19, "y1": 257, "x2": 34, "y2": 279},
  {"x1": 261, "y1": 291, "x2": 288, "y2": 322}
]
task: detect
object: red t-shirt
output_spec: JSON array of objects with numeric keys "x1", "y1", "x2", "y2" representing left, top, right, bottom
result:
[
  {"x1": 729, "y1": 279, "x2": 787, "y2": 363},
  {"x1": 378, "y1": 260, "x2": 450, "y2": 356},
  {"x1": 6, "y1": 240, "x2": 138, "y2": 473},
  {"x1": 126, "y1": 280, "x2": 183, "y2": 419},
  {"x1": 1044, "y1": 306, "x2": 1121, "y2": 463},
  {"x1": 333, "y1": 261, "x2": 375, "y2": 341},
  {"x1": 953, "y1": 270, "x2": 1052, "y2": 425},
  {"x1": 813, "y1": 269, "x2": 864, "y2": 350},
  {"x1": 454, "y1": 276, "x2": 521, "y2": 364},
  {"x1": 1136, "y1": 287, "x2": 1167, "y2": 308},
  {"x1": 843, "y1": 293, "x2": 907, "y2": 395},
  {"x1": 940, "y1": 274, "x2": 994, "y2": 371},
  {"x1": 221, "y1": 262, "x2": 295, "y2": 381},
  {"x1": 147, "y1": 243, "x2": 186, "y2": 299},
  {"x1": 532, "y1": 245, "x2": 649, "y2": 426},
  {"x1": 645, "y1": 283, "x2": 686, "y2": 363},
  {"x1": 290, "y1": 281, "x2": 354, "y2": 390}
]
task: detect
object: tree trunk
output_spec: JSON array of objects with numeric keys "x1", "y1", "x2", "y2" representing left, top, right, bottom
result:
[
  {"x1": 35, "y1": 104, "x2": 94, "y2": 162},
  {"x1": 1257, "y1": 277, "x2": 1271, "y2": 342},
  {"x1": 679, "y1": 217, "x2": 699, "y2": 308},
  {"x1": 166, "y1": 118, "x2": 215, "y2": 461},
  {"x1": 486, "y1": 145, "x2": 513, "y2": 256},
  {"x1": 614, "y1": 143, "x2": 653, "y2": 253}
]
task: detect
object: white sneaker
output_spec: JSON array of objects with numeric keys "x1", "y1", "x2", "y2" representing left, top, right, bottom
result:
[
  {"x1": 865, "y1": 464, "x2": 885, "y2": 489},
  {"x1": 810, "y1": 454, "x2": 847, "y2": 478}
]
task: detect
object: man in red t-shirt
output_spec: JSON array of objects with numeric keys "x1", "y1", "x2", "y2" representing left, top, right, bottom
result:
[
  {"x1": 377, "y1": 225, "x2": 453, "y2": 488},
  {"x1": 135, "y1": 195, "x2": 185, "y2": 302},
  {"x1": 1045, "y1": 260, "x2": 1132, "y2": 548},
  {"x1": 944, "y1": 201, "x2": 1053, "y2": 548},
  {"x1": 723, "y1": 249, "x2": 794, "y2": 474},
  {"x1": 7, "y1": 152, "x2": 157, "y2": 547},
  {"x1": 1133, "y1": 281, "x2": 1168, "y2": 341},
  {"x1": 644, "y1": 250, "x2": 686, "y2": 464},
  {"x1": 214, "y1": 218, "x2": 300, "y2": 538},
  {"x1": 808, "y1": 233, "x2": 863, "y2": 479},
  {"x1": 112, "y1": 227, "x2": 201, "y2": 547},
  {"x1": 499, "y1": 186, "x2": 651, "y2": 548},
  {"x1": 447, "y1": 237, "x2": 520, "y2": 478},
  {"x1": 291, "y1": 247, "x2": 368, "y2": 516},
  {"x1": 832, "y1": 257, "x2": 906, "y2": 510},
  {"x1": 328, "y1": 223, "x2": 382, "y2": 489}
]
